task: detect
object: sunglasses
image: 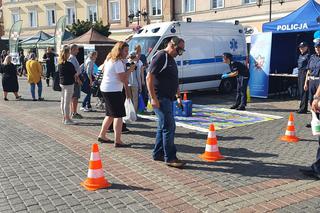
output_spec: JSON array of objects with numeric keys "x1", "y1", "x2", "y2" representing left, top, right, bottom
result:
[{"x1": 175, "y1": 46, "x2": 185, "y2": 56}]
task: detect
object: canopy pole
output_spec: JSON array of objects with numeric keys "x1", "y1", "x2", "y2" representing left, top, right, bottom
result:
[{"x1": 269, "y1": 0, "x2": 272, "y2": 22}]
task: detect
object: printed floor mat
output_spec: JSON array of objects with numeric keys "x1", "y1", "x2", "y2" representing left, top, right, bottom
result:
[{"x1": 139, "y1": 104, "x2": 283, "y2": 132}]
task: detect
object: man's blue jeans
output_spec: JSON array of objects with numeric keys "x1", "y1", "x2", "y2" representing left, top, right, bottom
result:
[
  {"x1": 82, "y1": 91, "x2": 92, "y2": 108},
  {"x1": 30, "y1": 81, "x2": 42, "y2": 100},
  {"x1": 153, "y1": 97, "x2": 177, "y2": 162}
]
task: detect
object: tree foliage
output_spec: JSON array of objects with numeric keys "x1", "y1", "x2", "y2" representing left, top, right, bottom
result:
[{"x1": 67, "y1": 20, "x2": 111, "y2": 37}]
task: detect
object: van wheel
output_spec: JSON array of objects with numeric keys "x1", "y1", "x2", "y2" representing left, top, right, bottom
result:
[{"x1": 219, "y1": 79, "x2": 233, "y2": 94}]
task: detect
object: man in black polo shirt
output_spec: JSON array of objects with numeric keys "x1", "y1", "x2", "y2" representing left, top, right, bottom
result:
[
  {"x1": 222, "y1": 52, "x2": 250, "y2": 110},
  {"x1": 146, "y1": 36, "x2": 186, "y2": 168}
]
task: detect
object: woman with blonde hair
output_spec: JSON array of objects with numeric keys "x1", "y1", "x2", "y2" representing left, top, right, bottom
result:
[
  {"x1": 98, "y1": 41, "x2": 136, "y2": 147},
  {"x1": 58, "y1": 46, "x2": 77, "y2": 125},
  {"x1": 0, "y1": 55, "x2": 21, "y2": 101}
]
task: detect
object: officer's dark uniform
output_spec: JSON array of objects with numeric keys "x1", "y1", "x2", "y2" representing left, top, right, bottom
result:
[
  {"x1": 297, "y1": 43, "x2": 310, "y2": 113},
  {"x1": 307, "y1": 54, "x2": 320, "y2": 106},
  {"x1": 230, "y1": 61, "x2": 250, "y2": 109},
  {"x1": 306, "y1": 49, "x2": 320, "y2": 175}
]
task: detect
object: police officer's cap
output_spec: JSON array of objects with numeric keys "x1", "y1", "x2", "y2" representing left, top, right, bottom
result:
[
  {"x1": 298, "y1": 42, "x2": 308, "y2": 48},
  {"x1": 223, "y1": 52, "x2": 233, "y2": 60},
  {"x1": 314, "y1": 41, "x2": 320, "y2": 47}
]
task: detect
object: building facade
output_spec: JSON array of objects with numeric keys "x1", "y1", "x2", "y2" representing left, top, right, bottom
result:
[
  {"x1": 0, "y1": 0, "x2": 4, "y2": 37},
  {"x1": 2, "y1": 0, "x2": 311, "y2": 40},
  {"x1": 2, "y1": 0, "x2": 103, "y2": 39}
]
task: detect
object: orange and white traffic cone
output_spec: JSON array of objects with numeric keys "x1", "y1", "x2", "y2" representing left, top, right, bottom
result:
[
  {"x1": 81, "y1": 143, "x2": 111, "y2": 191},
  {"x1": 280, "y1": 112, "x2": 299, "y2": 143},
  {"x1": 183, "y1": 92, "x2": 188, "y2": 101},
  {"x1": 199, "y1": 124, "x2": 224, "y2": 162}
]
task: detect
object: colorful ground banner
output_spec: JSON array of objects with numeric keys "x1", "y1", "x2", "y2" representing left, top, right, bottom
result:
[
  {"x1": 139, "y1": 104, "x2": 282, "y2": 133},
  {"x1": 248, "y1": 32, "x2": 272, "y2": 98},
  {"x1": 54, "y1": 16, "x2": 67, "y2": 54},
  {"x1": 9, "y1": 20, "x2": 23, "y2": 57}
]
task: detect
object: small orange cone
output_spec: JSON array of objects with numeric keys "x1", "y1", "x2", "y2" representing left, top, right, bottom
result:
[
  {"x1": 199, "y1": 124, "x2": 224, "y2": 162},
  {"x1": 280, "y1": 113, "x2": 299, "y2": 143},
  {"x1": 81, "y1": 143, "x2": 111, "y2": 190},
  {"x1": 183, "y1": 92, "x2": 188, "y2": 101}
]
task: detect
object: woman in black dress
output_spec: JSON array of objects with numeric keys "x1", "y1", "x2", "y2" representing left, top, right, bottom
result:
[{"x1": 1, "y1": 55, "x2": 21, "y2": 101}]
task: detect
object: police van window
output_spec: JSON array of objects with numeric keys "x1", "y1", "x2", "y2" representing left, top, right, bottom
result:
[
  {"x1": 157, "y1": 37, "x2": 173, "y2": 51},
  {"x1": 128, "y1": 36, "x2": 160, "y2": 56}
]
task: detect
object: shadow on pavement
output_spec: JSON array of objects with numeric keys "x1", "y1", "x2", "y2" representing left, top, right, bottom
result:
[
  {"x1": 130, "y1": 142, "x2": 276, "y2": 158},
  {"x1": 109, "y1": 183, "x2": 152, "y2": 191},
  {"x1": 75, "y1": 122, "x2": 101, "y2": 126},
  {"x1": 183, "y1": 159, "x2": 309, "y2": 180}
]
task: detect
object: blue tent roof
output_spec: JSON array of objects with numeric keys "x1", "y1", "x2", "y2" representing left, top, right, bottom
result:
[{"x1": 262, "y1": 0, "x2": 320, "y2": 33}]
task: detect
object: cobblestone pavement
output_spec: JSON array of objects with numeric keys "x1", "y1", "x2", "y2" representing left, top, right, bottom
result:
[{"x1": 0, "y1": 77, "x2": 319, "y2": 213}]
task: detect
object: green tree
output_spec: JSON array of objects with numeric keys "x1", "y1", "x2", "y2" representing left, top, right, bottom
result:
[{"x1": 67, "y1": 20, "x2": 111, "y2": 37}]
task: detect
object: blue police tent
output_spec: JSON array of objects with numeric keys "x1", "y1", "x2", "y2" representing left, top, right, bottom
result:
[
  {"x1": 263, "y1": 0, "x2": 320, "y2": 75},
  {"x1": 249, "y1": 0, "x2": 320, "y2": 98}
]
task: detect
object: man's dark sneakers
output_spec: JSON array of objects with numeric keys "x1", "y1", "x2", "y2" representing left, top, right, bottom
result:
[
  {"x1": 299, "y1": 168, "x2": 320, "y2": 179},
  {"x1": 296, "y1": 109, "x2": 307, "y2": 114},
  {"x1": 153, "y1": 155, "x2": 165, "y2": 162},
  {"x1": 306, "y1": 123, "x2": 311, "y2": 128},
  {"x1": 230, "y1": 105, "x2": 239, "y2": 109},
  {"x1": 237, "y1": 106, "x2": 246, "y2": 111},
  {"x1": 166, "y1": 159, "x2": 186, "y2": 168}
]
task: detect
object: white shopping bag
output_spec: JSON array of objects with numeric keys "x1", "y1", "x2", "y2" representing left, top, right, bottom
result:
[
  {"x1": 311, "y1": 110, "x2": 320, "y2": 136},
  {"x1": 124, "y1": 99, "x2": 137, "y2": 123}
]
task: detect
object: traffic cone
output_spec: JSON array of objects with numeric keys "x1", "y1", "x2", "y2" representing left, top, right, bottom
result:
[
  {"x1": 183, "y1": 92, "x2": 188, "y2": 101},
  {"x1": 199, "y1": 124, "x2": 224, "y2": 162},
  {"x1": 247, "y1": 86, "x2": 251, "y2": 103},
  {"x1": 280, "y1": 113, "x2": 299, "y2": 143},
  {"x1": 81, "y1": 143, "x2": 111, "y2": 191}
]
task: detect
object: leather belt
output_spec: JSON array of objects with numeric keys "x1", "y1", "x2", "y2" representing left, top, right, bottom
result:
[{"x1": 309, "y1": 76, "x2": 320, "y2": 80}]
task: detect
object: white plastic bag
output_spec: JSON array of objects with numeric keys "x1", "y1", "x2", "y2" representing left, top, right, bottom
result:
[
  {"x1": 311, "y1": 110, "x2": 320, "y2": 136},
  {"x1": 124, "y1": 99, "x2": 137, "y2": 123}
]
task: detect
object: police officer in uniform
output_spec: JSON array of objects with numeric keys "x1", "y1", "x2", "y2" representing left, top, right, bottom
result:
[
  {"x1": 300, "y1": 47, "x2": 320, "y2": 178},
  {"x1": 296, "y1": 42, "x2": 310, "y2": 114},
  {"x1": 303, "y1": 41, "x2": 320, "y2": 128},
  {"x1": 222, "y1": 52, "x2": 250, "y2": 111}
]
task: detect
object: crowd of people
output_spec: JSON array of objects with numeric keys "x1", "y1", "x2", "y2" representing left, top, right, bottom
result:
[{"x1": 3, "y1": 38, "x2": 320, "y2": 170}]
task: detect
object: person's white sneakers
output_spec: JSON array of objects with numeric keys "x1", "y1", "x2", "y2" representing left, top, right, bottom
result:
[
  {"x1": 79, "y1": 107, "x2": 85, "y2": 111},
  {"x1": 64, "y1": 119, "x2": 76, "y2": 125}
]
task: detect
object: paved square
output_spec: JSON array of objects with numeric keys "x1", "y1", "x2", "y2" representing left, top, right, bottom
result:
[{"x1": 0, "y1": 77, "x2": 319, "y2": 212}]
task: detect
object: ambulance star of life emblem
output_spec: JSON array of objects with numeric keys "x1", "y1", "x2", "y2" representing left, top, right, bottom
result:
[
  {"x1": 255, "y1": 55, "x2": 265, "y2": 70},
  {"x1": 230, "y1": 39, "x2": 238, "y2": 51}
]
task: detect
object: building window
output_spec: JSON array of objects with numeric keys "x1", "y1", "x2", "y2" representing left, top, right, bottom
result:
[
  {"x1": 87, "y1": 5, "x2": 97, "y2": 22},
  {"x1": 212, "y1": 0, "x2": 223, "y2": 8},
  {"x1": 109, "y1": 0, "x2": 120, "y2": 21},
  {"x1": 66, "y1": 7, "x2": 76, "y2": 25},
  {"x1": 128, "y1": 0, "x2": 139, "y2": 14},
  {"x1": 184, "y1": 0, "x2": 195, "y2": 13},
  {"x1": 150, "y1": 0, "x2": 162, "y2": 16},
  {"x1": 47, "y1": 8, "x2": 56, "y2": 26},
  {"x1": 244, "y1": 0, "x2": 256, "y2": 4},
  {"x1": 11, "y1": 12, "x2": 20, "y2": 24},
  {"x1": 28, "y1": 10, "x2": 37, "y2": 27}
]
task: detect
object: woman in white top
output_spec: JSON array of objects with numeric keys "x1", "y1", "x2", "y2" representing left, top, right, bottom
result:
[{"x1": 98, "y1": 41, "x2": 136, "y2": 147}]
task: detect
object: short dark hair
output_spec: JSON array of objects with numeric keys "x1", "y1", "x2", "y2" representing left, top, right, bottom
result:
[
  {"x1": 170, "y1": 36, "x2": 184, "y2": 46},
  {"x1": 223, "y1": 52, "x2": 233, "y2": 61}
]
